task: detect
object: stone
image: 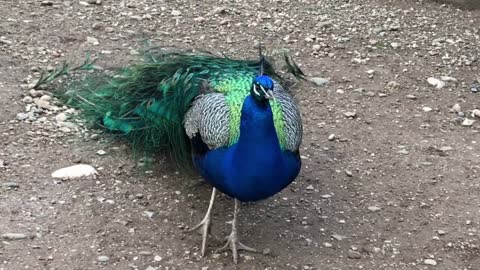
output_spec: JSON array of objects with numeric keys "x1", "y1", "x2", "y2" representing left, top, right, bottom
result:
[
  {"x1": 422, "y1": 107, "x2": 433, "y2": 112},
  {"x1": 347, "y1": 250, "x2": 362, "y2": 259},
  {"x1": 171, "y1": 10, "x2": 182, "y2": 16},
  {"x1": 55, "y1": 113, "x2": 68, "y2": 122},
  {"x1": 97, "y1": 255, "x2": 109, "y2": 262},
  {"x1": 96, "y1": 150, "x2": 106, "y2": 156},
  {"x1": 86, "y1": 36, "x2": 99, "y2": 45},
  {"x1": 461, "y1": 118, "x2": 475, "y2": 126},
  {"x1": 424, "y1": 259, "x2": 437, "y2": 266},
  {"x1": 34, "y1": 99, "x2": 51, "y2": 109},
  {"x1": 343, "y1": 111, "x2": 357, "y2": 118},
  {"x1": 1, "y1": 233, "x2": 28, "y2": 240},
  {"x1": 368, "y1": 206, "x2": 381, "y2": 212},
  {"x1": 51, "y1": 164, "x2": 98, "y2": 180},
  {"x1": 471, "y1": 109, "x2": 480, "y2": 118},
  {"x1": 309, "y1": 77, "x2": 329, "y2": 87},
  {"x1": 451, "y1": 104, "x2": 461, "y2": 113},
  {"x1": 2, "y1": 182, "x2": 20, "y2": 188},
  {"x1": 16, "y1": 113, "x2": 29, "y2": 121},
  {"x1": 427, "y1": 77, "x2": 446, "y2": 89},
  {"x1": 22, "y1": 96, "x2": 33, "y2": 103},
  {"x1": 328, "y1": 134, "x2": 336, "y2": 141}
]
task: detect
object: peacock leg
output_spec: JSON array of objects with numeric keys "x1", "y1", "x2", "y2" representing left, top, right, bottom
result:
[
  {"x1": 188, "y1": 187, "x2": 216, "y2": 256},
  {"x1": 215, "y1": 198, "x2": 257, "y2": 264}
]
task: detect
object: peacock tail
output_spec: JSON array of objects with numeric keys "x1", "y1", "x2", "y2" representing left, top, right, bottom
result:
[{"x1": 59, "y1": 49, "x2": 301, "y2": 168}]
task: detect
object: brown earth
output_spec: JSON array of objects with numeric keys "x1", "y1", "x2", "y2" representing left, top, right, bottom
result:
[{"x1": 1, "y1": 0, "x2": 479, "y2": 269}]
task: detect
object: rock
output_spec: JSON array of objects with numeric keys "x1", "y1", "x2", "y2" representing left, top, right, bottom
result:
[
  {"x1": 16, "y1": 113, "x2": 29, "y2": 121},
  {"x1": 309, "y1": 77, "x2": 329, "y2": 87},
  {"x1": 154, "y1": 255, "x2": 163, "y2": 262},
  {"x1": 471, "y1": 109, "x2": 480, "y2": 118},
  {"x1": 451, "y1": 103, "x2": 462, "y2": 113},
  {"x1": 332, "y1": 234, "x2": 347, "y2": 241},
  {"x1": 55, "y1": 113, "x2": 68, "y2": 122},
  {"x1": 86, "y1": 36, "x2": 99, "y2": 45},
  {"x1": 323, "y1": 242, "x2": 333, "y2": 248},
  {"x1": 171, "y1": 10, "x2": 182, "y2": 16},
  {"x1": 87, "y1": 0, "x2": 102, "y2": 4},
  {"x1": 34, "y1": 99, "x2": 51, "y2": 109},
  {"x1": 97, "y1": 255, "x2": 109, "y2": 262},
  {"x1": 96, "y1": 150, "x2": 106, "y2": 156},
  {"x1": 1, "y1": 233, "x2": 28, "y2": 240},
  {"x1": 391, "y1": 42, "x2": 401, "y2": 49},
  {"x1": 345, "y1": 170, "x2": 353, "y2": 177},
  {"x1": 22, "y1": 96, "x2": 33, "y2": 103},
  {"x1": 437, "y1": 230, "x2": 447, "y2": 235},
  {"x1": 312, "y1": 44, "x2": 321, "y2": 51},
  {"x1": 40, "y1": 1, "x2": 53, "y2": 6},
  {"x1": 368, "y1": 206, "x2": 381, "y2": 212},
  {"x1": 139, "y1": 251, "x2": 152, "y2": 256},
  {"x1": 343, "y1": 111, "x2": 357, "y2": 118},
  {"x1": 317, "y1": 20, "x2": 333, "y2": 28},
  {"x1": 427, "y1": 77, "x2": 446, "y2": 89},
  {"x1": 422, "y1": 106, "x2": 433, "y2": 112},
  {"x1": 2, "y1": 182, "x2": 20, "y2": 188},
  {"x1": 51, "y1": 164, "x2": 98, "y2": 180},
  {"x1": 328, "y1": 134, "x2": 336, "y2": 141},
  {"x1": 424, "y1": 259, "x2": 437, "y2": 266},
  {"x1": 262, "y1": 248, "x2": 271, "y2": 255},
  {"x1": 470, "y1": 81, "x2": 480, "y2": 93},
  {"x1": 461, "y1": 118, "x2": 475, "y2": 126},
  {"x1": 440, "y1": 76, "x2": 457, "y2": 82},
  {"x1": 306, "y1": 185, "x2": 314, "y2": 190},
  {"x1": 406, "y1": 94, "x2": 417, "y2": 99},
  {"x1": 347, "y1": 250, "x2": 362, "y2": 259}
]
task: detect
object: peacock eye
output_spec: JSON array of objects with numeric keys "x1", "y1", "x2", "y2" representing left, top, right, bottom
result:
[{"x1": 252, "y1": 84, "x2": 260, "y2": 96}]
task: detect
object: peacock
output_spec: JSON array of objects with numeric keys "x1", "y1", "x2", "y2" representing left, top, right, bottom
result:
[{"x1": 58, "y1": 47, "x2": 303, "y2": 263}]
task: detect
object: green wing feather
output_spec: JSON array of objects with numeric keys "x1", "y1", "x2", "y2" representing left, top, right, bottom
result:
[{"x1": 59, "y1": 50, "x2": 282, "y2": 167}]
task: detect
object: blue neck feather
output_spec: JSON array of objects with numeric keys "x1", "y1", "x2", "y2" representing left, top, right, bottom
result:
[{"x1": 195, "y1": 95, "x2": 301, "y2": 202}]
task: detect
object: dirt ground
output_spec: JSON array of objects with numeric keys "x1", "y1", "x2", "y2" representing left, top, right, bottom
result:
[{"x1": 1, "y1": 0, "x2": 479, "y2": 269}]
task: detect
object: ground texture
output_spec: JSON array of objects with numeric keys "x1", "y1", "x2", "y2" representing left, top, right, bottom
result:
[{"x1": 0, "y1": 0, "x2": 479, "y2": 269}]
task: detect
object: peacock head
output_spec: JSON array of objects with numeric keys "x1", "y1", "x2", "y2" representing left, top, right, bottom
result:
[{"x1": 251, "y1": 75, "x2": 275, "y2": 102}]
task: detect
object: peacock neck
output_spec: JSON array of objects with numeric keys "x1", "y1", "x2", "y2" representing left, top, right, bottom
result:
[{"x1": 235, "y1": 95, "x2": 281, "y2": 155}]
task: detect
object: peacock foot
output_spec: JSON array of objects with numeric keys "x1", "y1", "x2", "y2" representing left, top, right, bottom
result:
[
  {"x1": 215, "y1": 198, "x2": 257, "y2": 263},
  {"x1": 215, "y1": 230, "x2": 257, "y2": 264},
  {"x1": 186, "y1": 188, "x2": 216, "y2": 257}
]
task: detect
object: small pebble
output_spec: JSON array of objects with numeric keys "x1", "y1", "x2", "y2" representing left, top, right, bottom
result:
[
  {"x1": 97, "y1": 255, "x2": 109, "y2": 262},
  {"x1": 171, "y1": 10, "x2": 182, "y2": 16},
  {"x1": 1, "y1": 233, "x2": 28, "y2": 240},
  {"x1": 2, "y1": 182, "x2": 20, "y2": 188},
  {"x1": 368, "y1": 206, "x2": 381, "y2": 212},
  {"x1": 309, "y1": 77, "x2": 329, "y2": 87},
  {"x1": 328, "y1": 134, "x2": 336, "y2": 141},
  {"x1": 424, "y1": 259, "x2": 437, "y2": 266},
  {"x1": 422, "y1": 106, "x2": 433, "y2": 112},
  {"x1": 461, "y1": 118, "x2": 475, "y2": 126},
  {"x1": 347, "y1": 250, "x2": 362, "y2": 259},
  {"x1": 96, "y1": 150, "x2": 106, "y2": 155},
  {"x1": 343, "y1": 111, "x2": 357, "y2": 118},
  {"x1": 323, "y1": 242, "x2": 333, "y2": 248}
]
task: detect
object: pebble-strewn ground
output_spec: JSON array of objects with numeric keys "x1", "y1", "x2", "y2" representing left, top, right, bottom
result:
[{"x1": 1, "y1": 0, "x2": 479, "y2": 269}]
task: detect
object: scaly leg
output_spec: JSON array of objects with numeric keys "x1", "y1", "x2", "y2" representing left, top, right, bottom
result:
[
  {"x1": 215, "y1": 198, "x2": 257, "y2": 264},
  {"x1": 187, "y1": 187, "x2": 216, "y2": 256}
]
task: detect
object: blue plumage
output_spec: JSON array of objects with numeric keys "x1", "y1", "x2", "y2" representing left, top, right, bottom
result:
[{"x1": 194, "y1": 95, "x2": 301, "y2": 202}]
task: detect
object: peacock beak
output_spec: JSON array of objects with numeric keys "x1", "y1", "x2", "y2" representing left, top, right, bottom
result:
[{"x1": 265, "y1": 90, "x2": 275, "y2": 100}]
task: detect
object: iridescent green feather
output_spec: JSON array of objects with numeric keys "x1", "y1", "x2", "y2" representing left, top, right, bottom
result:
[{"x1": 57, "y1": 50, "x2": 290, "y2": 168}]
